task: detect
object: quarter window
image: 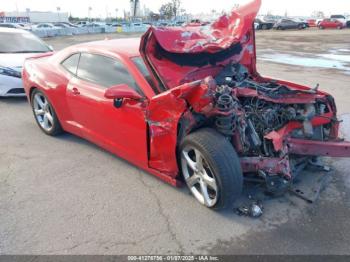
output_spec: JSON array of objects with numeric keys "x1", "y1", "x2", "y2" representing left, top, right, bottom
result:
[{"x1": 61, "y1": 53, "x2": 80, "y2": 75}]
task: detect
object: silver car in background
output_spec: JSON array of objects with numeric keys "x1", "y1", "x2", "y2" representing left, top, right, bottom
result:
[{"x1": 0, "y1": 28, "x2": 52, "y2": 97}]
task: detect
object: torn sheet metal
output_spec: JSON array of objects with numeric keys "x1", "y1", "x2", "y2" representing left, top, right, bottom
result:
[
  {"x1": 146, "y1": 78, "x2": 216, "y2": 176},
  {"x1": 140, "y1": 0, "x2": 261, "y2": 91}
]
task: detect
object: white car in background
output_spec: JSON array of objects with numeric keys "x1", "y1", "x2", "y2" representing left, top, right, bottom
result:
[
  {"x1": 0, "y1": 28, "x2": 52, "y2": 97},
  {"x1": 330, "y1": 15, "x2": 347, "y2": 26},
  {"x1": 33, "y1": 23, "x2": 60, "y2": 30}
]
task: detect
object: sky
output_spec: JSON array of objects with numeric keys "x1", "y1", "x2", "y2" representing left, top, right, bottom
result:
[{"x1": 0, "y1": 0, "x2": 349, "y2": 18}]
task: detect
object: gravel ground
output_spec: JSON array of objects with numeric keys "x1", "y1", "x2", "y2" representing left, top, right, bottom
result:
[{"x1": 0, "y1": 29, "x2": 349, "y2": 255}]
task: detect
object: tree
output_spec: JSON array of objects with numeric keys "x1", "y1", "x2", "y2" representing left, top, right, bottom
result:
[
  {"x1": 171, "y1": 0, "x2": 181, "y2": 18},
  {"x1": 159, "y1": 2, "x2": 173, "y2": 19},
  {"x1": 311, "y1": 11, "x2": 325, "y2": 19},
  {"x1": 159, "y1": 0, "x2": 183, "y2": 20}
]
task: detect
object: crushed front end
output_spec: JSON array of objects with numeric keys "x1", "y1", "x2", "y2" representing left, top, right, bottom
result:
[
  {"x1": 140, "y1": 0, "x2": 350, "y2": 194},
  {"x1": 208, "y1": 65, "x2": 350, "y2": 194}
]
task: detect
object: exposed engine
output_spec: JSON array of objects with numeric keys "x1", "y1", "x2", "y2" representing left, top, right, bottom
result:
[{"x1": 212, "y1": 63, "x2": 321, "y2": 157}]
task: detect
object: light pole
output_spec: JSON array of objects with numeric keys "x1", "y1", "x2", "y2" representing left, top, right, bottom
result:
[
  {"x1": 88, "y1": 7, "x2": 92, "y2": 22},
  {"x1": 26, "y1": 8, "x2": 30, "y2": 23},
  {"x1": 115, "y1": 8, "x2": 118, "y2": 20},
  {"x1": 56, "y1": 7, "x2": 61, "y2": 22}
]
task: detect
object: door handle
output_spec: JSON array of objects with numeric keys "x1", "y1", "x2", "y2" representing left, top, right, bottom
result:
[{"x1": 72, "y1": 87, "x2": 80, "y2": 95}]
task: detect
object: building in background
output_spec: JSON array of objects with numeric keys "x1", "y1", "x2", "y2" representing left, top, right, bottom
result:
[
  {"x1": 2, "y1": 11, "x2": 69, "y2": 23},
  {"x1": 0, "y1": 12, "x2": 30, "y2": 23}
]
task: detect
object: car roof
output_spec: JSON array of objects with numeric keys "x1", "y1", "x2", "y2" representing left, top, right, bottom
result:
[
  {"x1": 0, "y1": 27, "x2": 28, "y2": 33},
  {"x1": 74, "y1": 38, "x2": 141, "y2": 57}
]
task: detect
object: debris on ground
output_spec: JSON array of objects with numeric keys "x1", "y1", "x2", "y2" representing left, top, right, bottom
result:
[{"x1": 236, "y1": 200, "x2": 264, "y2": 218}]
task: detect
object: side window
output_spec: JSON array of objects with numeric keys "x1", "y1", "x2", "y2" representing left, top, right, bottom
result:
[
  {"x1": 131, "y1": 56, "x2": 156, "y2": 89},
  {"x1": 61, "y1": 53, "x2": 80, "y2": 75},
  {"x1": 77, "y1": 53, "x2": 141, "y2": 93}
]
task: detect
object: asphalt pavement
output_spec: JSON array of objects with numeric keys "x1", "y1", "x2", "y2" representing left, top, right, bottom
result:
[{"x1": 0, "y1": 29, "x2": 349, "y2": 255}]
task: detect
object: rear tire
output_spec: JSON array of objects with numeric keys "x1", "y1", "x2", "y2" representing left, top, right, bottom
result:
[
  {"x1": 179, "y1": 128, "x2": 243, "y2": 210},
  {"x1": 31, "y1": 89, "x2": 63, "y2": 136}
]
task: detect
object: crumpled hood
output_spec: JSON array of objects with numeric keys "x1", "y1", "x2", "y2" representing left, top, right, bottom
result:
[{"x1": 140, "y1": 0, "x2": 261, "y2": 91}]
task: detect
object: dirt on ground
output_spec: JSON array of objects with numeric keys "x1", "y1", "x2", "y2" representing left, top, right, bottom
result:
[{"x1": 256, "y1": 28, "x2": 350, "y2": 54}]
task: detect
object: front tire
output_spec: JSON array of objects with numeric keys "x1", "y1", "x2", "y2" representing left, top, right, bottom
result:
[
  {"x1": 31, "y1": 89, "x2": 63, "y2": 136},
  {"x1": 179, "y1": 128, "x2": 243, "y2": 210}
]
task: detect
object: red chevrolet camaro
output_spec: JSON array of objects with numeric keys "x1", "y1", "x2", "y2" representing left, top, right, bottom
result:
[{"x1": 22, "y1": 0, "x2": 350, "y2": 210}]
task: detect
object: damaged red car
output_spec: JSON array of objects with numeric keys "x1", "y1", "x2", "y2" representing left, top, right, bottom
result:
[{"x1": 22, "y1": 0, "x2": 350, "y2": 210}]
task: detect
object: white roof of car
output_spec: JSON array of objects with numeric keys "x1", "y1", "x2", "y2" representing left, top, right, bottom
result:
[{"x1": 0, "y1": 27, "x2": 28, "y2": 34}]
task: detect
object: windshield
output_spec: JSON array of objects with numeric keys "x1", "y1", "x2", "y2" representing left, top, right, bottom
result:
[{"x1": 0, "y1": 31, "x2": 51, "y2": 53}]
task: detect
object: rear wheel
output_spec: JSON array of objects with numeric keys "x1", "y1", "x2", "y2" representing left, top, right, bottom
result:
[
  {"x1": 179, "y1": 128, "x2": 243, "y2": 210},
  {"x1": 31, "y1": 89, "x2": 63, "y2": 136},
  {"x1": 337, "y1": 25, "x2": 342, "y2": 30}
]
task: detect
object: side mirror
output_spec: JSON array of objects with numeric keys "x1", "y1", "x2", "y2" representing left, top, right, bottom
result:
[{"x1": 104, "y1": 84, "x2": 142, "y2": 101}]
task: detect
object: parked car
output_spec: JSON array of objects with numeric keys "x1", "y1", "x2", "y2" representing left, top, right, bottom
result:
[
  {"x1": 254, "y1": 22, "x2": 259, "y2": 30},
  {"x1": 111, "y1": 23, "x2": 122, "y2": 27},
  {"x1": 318, "y1": 19, "x2": 344, "y2": 29},
  {"x1": 33, "y1": 23, "x2": 60, "y2": 30},
  {"x1": 157, "y1": 22, "x2": 169, "y2": 27},
  {"x1": 273, "y1": 19, "x2": 306, "y2": 30},
  {"x1": 254, "y1": 19, "x2": 274, "y2": 30},
  {"x1": 17, "y1": 23, "x2": 32, "y2": 30},
  {"x1": 22, "y1": 0, "x2": 350, "y2": 210},
  {"x1": 345, "y1": 16, "x2": 350, "y2": 28},
  {"x1": 0, "y1": 28, "x2": 52, "y2": 96},
  {"x1": 76, "y1": 21, "x2": 89, "y2": 27},
  {"x1": 175, "y1": 21, "x2": 185, "y2": 26},
  {"x1": 0, "y1": 23, "x2": 23, "y2": 29},
  {"x1": 81, "y1": 23, "x2": 102, "y2": 28},
  {"x1": 293, "y1": 18, "x2": 309, "y2": 28},
  {"x1": 306, "y1": 19, "x2": 317, "y2": 27},
  {"x1": 62, "y1": 22, "x2": 78, "y2": 28},
  {"x1": 330, "y1": 15, "x2": 347, "y2": 26},
  {"x1": 187, "y1": 19, "x2": 202, "y2": 27},
  {"x1": 130, "y1": 23, "x2": 142, "y2": 27},
  {"x1": 53, "y1": 22, "x2": 77, "y2": 28}
]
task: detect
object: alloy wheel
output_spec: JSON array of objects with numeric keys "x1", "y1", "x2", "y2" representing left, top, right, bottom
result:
[
  {"x1": 181, "y1": 146, "x2": 219, "y2": 207},
  {"x1": 33, "y1": 93, "x2": 54, "y2": 132}
]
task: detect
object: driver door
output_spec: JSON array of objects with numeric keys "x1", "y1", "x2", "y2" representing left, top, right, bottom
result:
[{"x1": 65, "y1": 52, "x2": 148, "y2": 166}]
